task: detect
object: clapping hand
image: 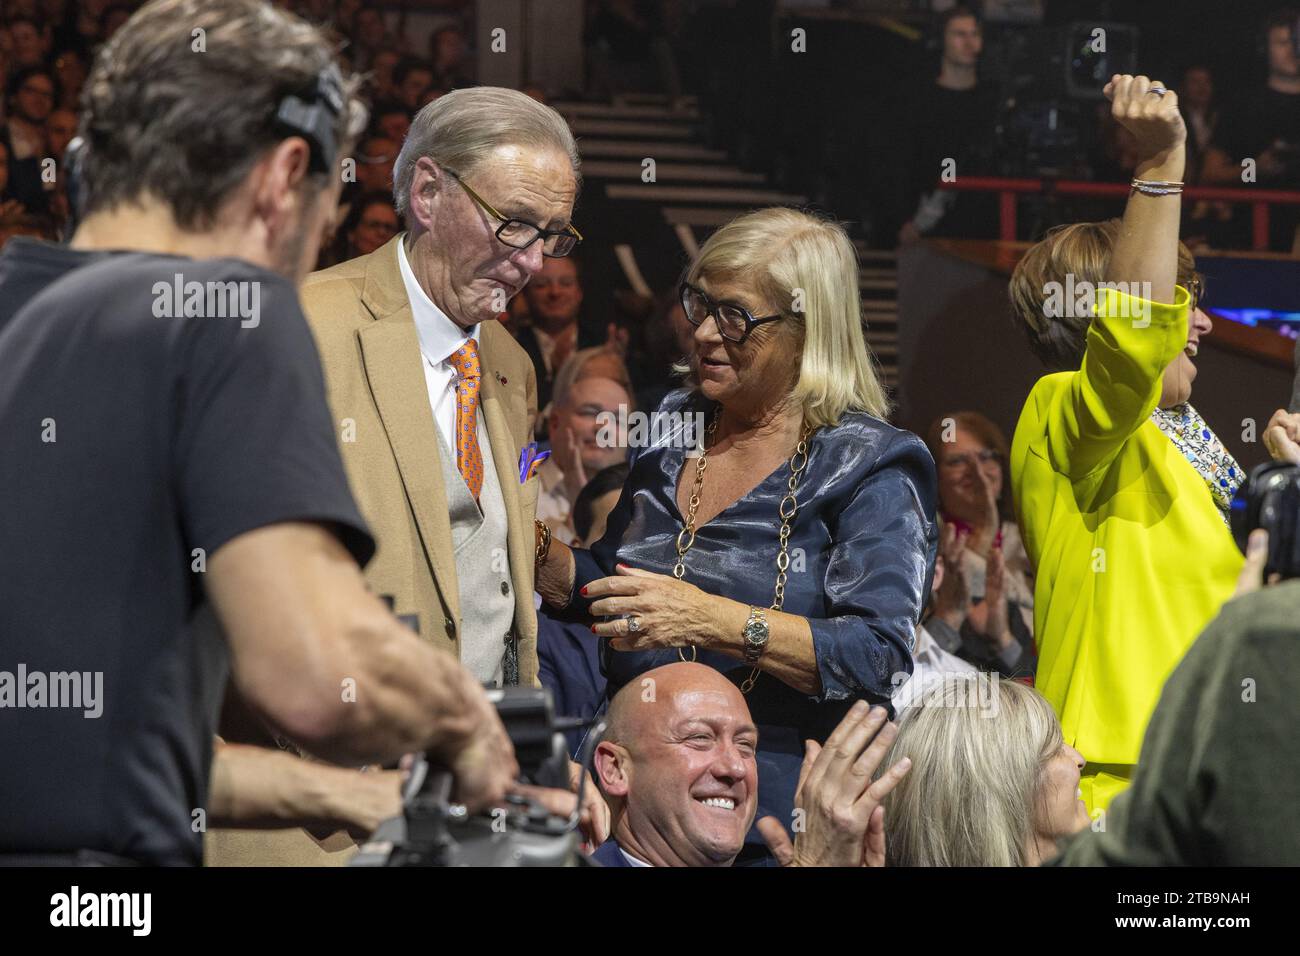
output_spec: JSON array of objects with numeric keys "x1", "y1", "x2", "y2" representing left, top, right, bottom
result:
[{"x1": 756, "y1": 702, "x2": 911, "y2": 867}]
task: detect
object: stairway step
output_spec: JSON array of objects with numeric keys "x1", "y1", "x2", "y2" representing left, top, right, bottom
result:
[
  {"x1": 607, "y1": 184, "x2": 808, "y2": 205},
  {"x1": 582, "y1": 161, "x2": 767, "y2": 185},
  {"x1": 580, "y1": 141, "x2": 730, "y2": 162},
  {"x1": 569, "y1": 118, "x2": 697, "y2": 138},
  {"x1": 556, "y1": 101, "x2": 700, "y2": 121}
]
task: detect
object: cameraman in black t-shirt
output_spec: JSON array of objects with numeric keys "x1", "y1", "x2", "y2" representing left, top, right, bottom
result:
[
  {"x1": 0, "y1": 0, "x2": 516, "y2": 866},
  {"x1": 1201, "y1": 9, "x2": 1300, "y2": 250}
]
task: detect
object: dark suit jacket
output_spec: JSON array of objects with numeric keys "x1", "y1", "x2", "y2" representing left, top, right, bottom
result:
[{"x1": 589, "y1": 839, "x2": 636, "y2": 867}]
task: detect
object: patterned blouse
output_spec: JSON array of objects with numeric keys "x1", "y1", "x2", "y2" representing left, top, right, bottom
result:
[{"x1": 1150, "y1": 402, "x2": 1243, "y2": 524}]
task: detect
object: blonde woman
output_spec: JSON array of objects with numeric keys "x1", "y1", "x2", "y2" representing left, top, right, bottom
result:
[
  {"x1": 535, "y1": 206, "x2": 938, "y2": 862},
  {"x1": 882, "y1": 677, "x2": 1090, "y2": 866}
]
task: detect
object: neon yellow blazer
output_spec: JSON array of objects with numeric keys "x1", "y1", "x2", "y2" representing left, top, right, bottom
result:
[{"x1": 1011, "y1": 286, "x2": 1242, "y2": 773}]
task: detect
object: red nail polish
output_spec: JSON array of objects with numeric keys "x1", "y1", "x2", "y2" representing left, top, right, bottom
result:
[
  {"x1": 580, "y1": 585, "x2": 588, "y2": 596},
  {"x1": 590, "y1": 624, "x2": 598, "y2": 633}
]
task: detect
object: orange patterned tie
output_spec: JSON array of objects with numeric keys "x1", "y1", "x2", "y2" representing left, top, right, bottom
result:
[{"x1": 447, "y1": 338, "x2": 484, "y2": 500}]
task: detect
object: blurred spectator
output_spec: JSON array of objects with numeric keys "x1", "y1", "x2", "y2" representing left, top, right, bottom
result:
[
  {"x1": 8, "y1": 15, "x2": 50, "y2": 69},
  {"x1": 0, "y1": 138, "x2": 27, "y2": 225},
  {"x1": 924, "y1": 412, "x2": 1035, "y2": 679},
  {"x1": 51, "y1": 47, "x2": 87, "y2": 111},
  {"x1": 368, "y1": 48, "x2": 399, "y2": 100},
  {"x1": 1180, "y1": 64, "x2": 1235, "y2": 247},
  {"x1": 67, "y1": 0, "x2": 107, "y2": 57},
  {"x1": 348, "y1": 6, "x2": 391, "y2": 71},
  {"x1": 517, "y1": 254, "x2": 599, "y2": 410},
  {"x1": 44, "y1": 105, "x2": 73, "y2": 159},
  {"x1": 882, "y1": 677, "x2": 1090, "y2": 865},
  {"x1": 393, "y1": 55, "x2": 435, "y2": 112},
  {"x1": 325, "y1": 189, "x2": 398, "y2": 267},
  {"x1": 354, "y1": 132, "x2": 398, "y2": 193},
  {"x1": 100, "y1": 2, "x2": 131, "y2": 41},
  {"x1": 1204, "y1": 9, "x2": 1300, "y2": 250},
  {"x1": 429, "y1": 24, "x2": 473, "y2": 91},
  {"x1": 538, "y1": 349, "x2": 633, "y2": 544},
  {"x1": 3, "y1": 66, "x2": 56, "y2": 213},
  {"x1": 892, "y1": 530, "x2": 977, "y2": 713},
  {"x1": 370, "y1": 98, "x2": 411, "y2": 144},
  {"x1": 586, "y1": 0, "x2": 682, "y2": 107},
  {"x1": 894, "y1": 5, "x2": 998, "y2": 244}
]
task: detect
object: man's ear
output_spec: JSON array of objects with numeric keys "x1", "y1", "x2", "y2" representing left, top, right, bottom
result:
[
  {"x1": 253, "y1": 137, "x2": 314, "y2": 237},
  {"x1": 409, "y1": 156, "x2": 442, "y2": 235},
  {"x1": 593, "y1": 741, "x2": 630, "y2": 798}
]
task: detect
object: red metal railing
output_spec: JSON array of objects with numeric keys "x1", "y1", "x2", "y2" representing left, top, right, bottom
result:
[{"x1": 938, "y1": 176, "x2": 1300, "y2": 250}]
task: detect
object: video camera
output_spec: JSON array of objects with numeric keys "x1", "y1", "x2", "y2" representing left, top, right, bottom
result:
[
  {"x1": 351, "y1": 686, "x2": 604, "y2": 867},
  {"x1": 1232, "y1": 461, "x2": 1300, "y2": 581}
]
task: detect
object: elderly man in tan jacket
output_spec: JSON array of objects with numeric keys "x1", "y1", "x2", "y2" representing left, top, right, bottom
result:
[{"x1": 207, "y1": 86, "x2": 586, "y2": 866}]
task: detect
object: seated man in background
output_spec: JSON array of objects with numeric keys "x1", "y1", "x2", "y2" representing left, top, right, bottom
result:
[
  {"x1": 537, "y1": 352, "x2": 633, "y2": 543},
  {"x1": 590, "y1": 662, "x2": 757, "y2": 866}
]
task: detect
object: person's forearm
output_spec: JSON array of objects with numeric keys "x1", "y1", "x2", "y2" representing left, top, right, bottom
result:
[
  {"x1": 700, "y1": 598, "x2": 821, "y2": 696},
  {"x1": 1109, "y1": 148, "x2": 1184, "y2": 303},
  {"x1": 208, "y1": 740, "x2": 366, "y2": 829},
  {"x1": 536, "y1": 539, "x2": 576, "y2": 608}
]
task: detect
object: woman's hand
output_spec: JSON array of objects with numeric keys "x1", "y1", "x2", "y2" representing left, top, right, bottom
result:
[
  {"x1": 967, "y1": 545, "x2": 1015, "y2": 652},
  {"x1": 1264, "y1": 408, "x2": 1300, "y2": 465},
  {"x1": 585, "y1": 564, "x2": 730, "y2": 652},
  {"x1": 969, "y1": 463, "x2": 1001, "y2": 555},
  {"x1": 932, "y1": 523, "x2": 970, "y2": 629},
  {"x1": 756, "y1": 701, "x2": 911, "y2": 867},
  {"x1": 1103, "y1": 74, "x2": 1186, "y2": 170}
]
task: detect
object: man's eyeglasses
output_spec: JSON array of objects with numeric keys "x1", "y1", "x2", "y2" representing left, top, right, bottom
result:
[
  {"x1": 444, "y1": 168, "x2": 582, "y2": 258},
  {"x1": 679, "y1": 282, "x2": 782, "y2": 344},
  {"x1": 939, "y1": 449, "x2": 1001, "y2": 471},
  {"x1": 1184, "y1": 276, "x2": 1204, "y2": 312}
]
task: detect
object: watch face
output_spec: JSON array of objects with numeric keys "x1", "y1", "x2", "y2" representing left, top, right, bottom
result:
[{"x1": 743, "y1": 619, "x2": 768, "y2": 644}]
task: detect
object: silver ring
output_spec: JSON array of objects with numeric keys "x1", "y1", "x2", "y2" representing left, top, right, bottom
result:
[
  {"x1": 1147, "y1": 86, "x2": 1168, "y2": 97},
  {"x1": 626, "y1": 615, "x2": 642, "y2": 633}
]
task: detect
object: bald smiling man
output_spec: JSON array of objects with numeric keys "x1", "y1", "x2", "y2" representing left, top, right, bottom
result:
[{"x1": 590, "y1": 663, "x2": 758, "y2": 867}]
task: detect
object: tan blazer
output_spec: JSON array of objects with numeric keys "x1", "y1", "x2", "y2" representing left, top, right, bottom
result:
[{"x1": 206, "y1": 235, "x2": 541, "y2": 866}]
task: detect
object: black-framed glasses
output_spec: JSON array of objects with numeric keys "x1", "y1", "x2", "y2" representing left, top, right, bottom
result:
[
  {"x1": 679, "y1": 282, "x2": 782, "y2": 344},
  {"x1": 1184, "y1": 275, "x2": 1204, "y2": 312},
  {"x1": 444, "y1": 168, "x2": 582, "y2": 258}
]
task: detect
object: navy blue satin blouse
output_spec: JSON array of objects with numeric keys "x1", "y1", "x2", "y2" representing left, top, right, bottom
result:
[{"x1": 562, "y1": 389, "x2": 939, "y2": 840}]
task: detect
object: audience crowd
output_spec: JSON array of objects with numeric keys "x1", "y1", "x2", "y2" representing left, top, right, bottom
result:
[{"x1": 3, "y1": 0, "x2": 1300, "y2": 869}]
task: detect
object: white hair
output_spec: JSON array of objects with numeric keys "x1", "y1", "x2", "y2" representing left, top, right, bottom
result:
[{"x1": 393, "y1": 86, "x2": 581, "y2": 226}]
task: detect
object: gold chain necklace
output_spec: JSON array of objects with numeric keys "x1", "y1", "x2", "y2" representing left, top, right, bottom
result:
[{"x1": 673, "y1": 409, "x2": 814, "y2": 694}]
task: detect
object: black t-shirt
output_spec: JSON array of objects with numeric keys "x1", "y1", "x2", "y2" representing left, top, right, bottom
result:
[
  {"x1": 0, "y1": 237, "x2": 103, "y2": 331},
  {"x1": 1217, "y1": 87, "x2": 1300, "y2": 186},
  {"x1": 0, "y1": 253, "x2": 374, "y2": 865}
]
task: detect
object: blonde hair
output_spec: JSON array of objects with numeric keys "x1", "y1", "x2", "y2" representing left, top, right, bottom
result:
[
  {"x1": 880, "y1": 678, "x2": 1064, "y2": 866},
  {"x1": 682, "y1": 207, "x2": 889, "y2": 425},
  {"x1": 1010, "y1": 218, "x2": 1200, "y2": 371}
]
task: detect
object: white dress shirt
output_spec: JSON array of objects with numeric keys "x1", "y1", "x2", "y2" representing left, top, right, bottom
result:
[
  {"x1": 892, "y1": 624, "x2": 977, "y2": 712},
  {"x1": 397, "y1": 239, "x2": 482, "y2": 447}
]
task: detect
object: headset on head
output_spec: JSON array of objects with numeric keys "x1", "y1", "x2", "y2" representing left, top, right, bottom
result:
[{"x1": 61, "y1": 62, "x2": 356, "y2": 237}]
